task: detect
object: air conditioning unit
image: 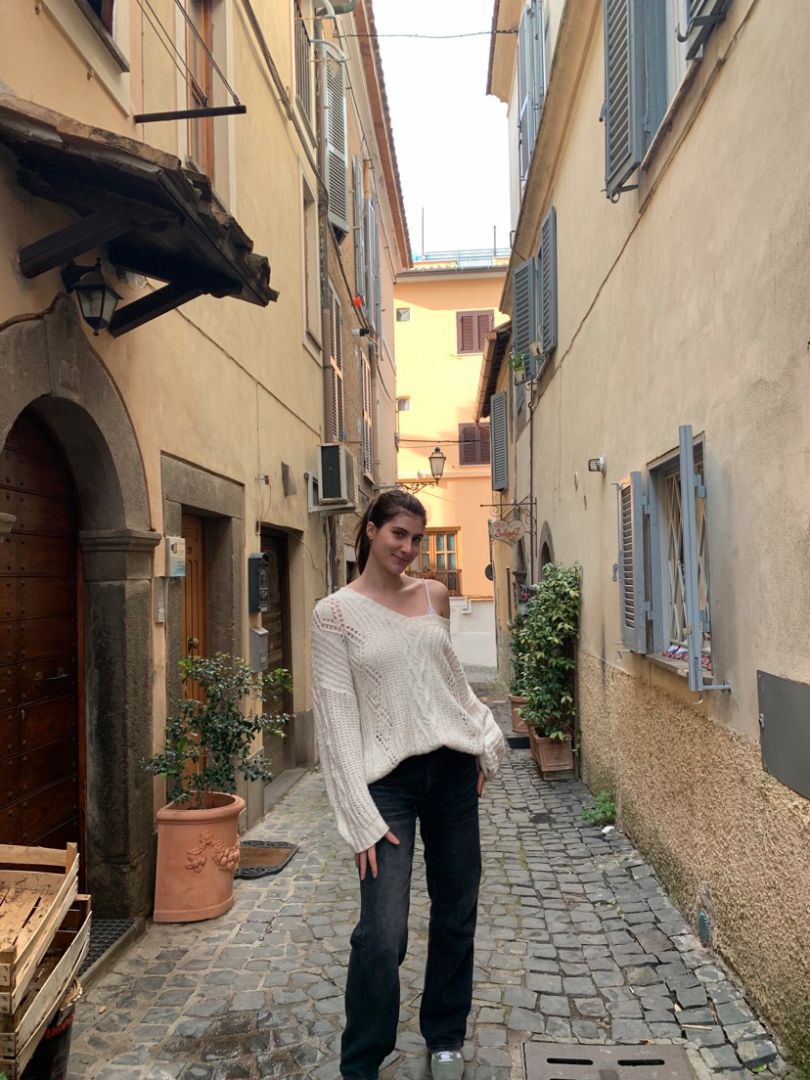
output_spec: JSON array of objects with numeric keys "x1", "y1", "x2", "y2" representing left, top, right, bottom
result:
[{"x1": 317, "y1": 443, "x2": 357, "y2": 507}]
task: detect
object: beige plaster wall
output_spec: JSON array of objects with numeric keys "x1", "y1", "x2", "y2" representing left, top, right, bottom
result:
[
  {"x1": 505, "y1": 0, "x2": 810, "y2": 1059},
  {"x1": 579, "y1": 650, "x2": 810, "y2": 1064}
]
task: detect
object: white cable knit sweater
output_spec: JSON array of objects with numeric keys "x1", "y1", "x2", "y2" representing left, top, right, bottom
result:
[{"x1": 310, "y1": 586, "x2": 506, "y2": 853}]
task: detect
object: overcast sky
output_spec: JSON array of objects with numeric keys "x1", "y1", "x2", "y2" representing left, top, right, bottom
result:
[{"x1": 371, "y1": 0, "x2": 510, "y2": 257}]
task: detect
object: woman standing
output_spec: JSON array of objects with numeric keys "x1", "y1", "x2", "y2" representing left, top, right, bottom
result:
[{"x1": 310, "y1": 490, "x2": 505, "y2": 1080}]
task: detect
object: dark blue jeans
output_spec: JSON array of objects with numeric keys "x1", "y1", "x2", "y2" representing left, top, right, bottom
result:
[{"x1": 340, "y1": 748, "x2": 481, "y2": 1080}]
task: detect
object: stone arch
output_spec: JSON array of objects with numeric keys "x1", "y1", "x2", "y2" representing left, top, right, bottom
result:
[
  {"x1": 538, "y1": 521, "x2": 555, "y2": 576},
  {"x1": 0, "y1": 296, "x2": 159, "y2": 916}
]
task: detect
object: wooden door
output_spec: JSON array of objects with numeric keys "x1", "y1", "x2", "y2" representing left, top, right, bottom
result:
[
  {"x1": 261, "y1": 533, "x2": 291, "y2": 777},
  {"x1": 0, "y1": 413, "x2": 80, "y2": 850},
  {"x1": 181, "y1": 514, "x2": 207, "y2": 708}
]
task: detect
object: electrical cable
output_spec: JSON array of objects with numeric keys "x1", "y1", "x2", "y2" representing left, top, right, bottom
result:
[{"x1": 171, "y1": 0, "x2": 242, "y2": 104}]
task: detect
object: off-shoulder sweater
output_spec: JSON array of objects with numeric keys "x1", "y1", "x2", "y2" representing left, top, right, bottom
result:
[{"x1": 310, "y1": 586, "x2": 506, "y2": 853}]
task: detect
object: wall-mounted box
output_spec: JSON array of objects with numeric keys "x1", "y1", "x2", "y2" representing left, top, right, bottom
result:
[
  {"x1": 248, "y1": 552, "x2": 270, "y2": 613},
  {"x1": 250, "y1": 626, "x2": 269, "y2": 673}
]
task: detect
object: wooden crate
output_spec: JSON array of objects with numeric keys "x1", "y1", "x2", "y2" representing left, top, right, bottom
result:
[
  {"x1": 0, "y1": 894, "x2": 90, "y2": 1079},
  {"x1": 0, "y1": 844, "x2": 79, "y2": 1013}
]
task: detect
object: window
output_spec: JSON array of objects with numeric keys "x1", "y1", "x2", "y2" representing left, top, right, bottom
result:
[
  {"x1": 511, "y1": 204, "x2": 558, "y2": 375},
  {"x1": 85, "y1": 0, "x2": 114, "y2": 33},
  {"x1": 603, "y1": 0, "x2": 693, "y2": 198},
  {"x1": 302, "y1": 179, "x2": 320, "y2": 339},
  {"x1": 186, "y1": 0, "x2": 215, "y2": 180},
  {"x1": 351, "y1": 160, "x2": 381, "y2": 333},
  {"x1": 517, "y1": 0, "x2": 545, "y2": 184},
  {"x1": 328, "y1": 285, "x2": 345, "y2": 441},
  {"x1": 617, "y1": 425, "x2": 726, "y2": 692},
  {"x1": 325, "y1": 56, "x2": 349, "y2": 236},
  {"x1": 458, "y1": 423, "x2": 490, "y2": 466},
  {"x1": 397, "y1": 396, "x2": 411, "y2": 412},
  {"x1": 294, "y1": 0, "x2": 314, "y2": 129},
  {"x1": 361, "y1": 351, "x2": 374, "y2": 478},
  {"x1": 456, "y1": 310, "x2": 494, "y2": 354},
  {"x1": 413, "y1": 530, "x2": 461, "y2": 596},
  {"x1": 490, "y1": 392, "x2": 509, "y2": 492},
  {"x1": 396, "y1": 308, "x2": 411, "y2": 322}
]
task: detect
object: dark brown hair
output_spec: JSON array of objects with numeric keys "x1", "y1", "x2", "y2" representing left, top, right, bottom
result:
[{"x1": 355, "y1": 490, "x2": 427, "y2": 573}]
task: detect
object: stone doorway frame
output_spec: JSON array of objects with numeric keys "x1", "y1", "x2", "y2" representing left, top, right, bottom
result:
[{"x1": 0, "y1": 296, "x2": 159, "y2": 917}]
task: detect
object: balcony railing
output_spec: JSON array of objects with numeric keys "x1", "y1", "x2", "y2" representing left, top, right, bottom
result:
[
  {"x1": 410, "y1": 569, "x2": 462, "y2": 596},
  {"x1": 411, "y1": 248, "x2": 511, "y2": 271}
]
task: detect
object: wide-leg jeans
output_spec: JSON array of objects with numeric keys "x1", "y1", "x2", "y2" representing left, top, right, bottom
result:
[{"x1": 340, "y1": 748, "x2": 482, "y2": 1080}]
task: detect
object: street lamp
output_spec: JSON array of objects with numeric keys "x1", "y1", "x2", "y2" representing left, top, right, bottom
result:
[
  {"x1": 400, "y1": 446, "x2": 447, "y2": 494},
  {"x1": 428, "y1": 447, "x2": 446, "y2": 482},
  {"x1": 62, "y1": 259, "x2": 121, "y2": 335}
]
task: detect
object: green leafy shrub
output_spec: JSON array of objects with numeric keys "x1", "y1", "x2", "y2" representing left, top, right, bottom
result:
[
  {"x1": 144, "y1": 653, "x2": 291, "y2": 807},
  {"x1": 582, "y1": 790, "x2": 616, "y2": 826},
  {"x1": 508, "y1": 611, "x2": 530, "y2": 696},
  {"x1": 519, "y1": 562, "x2": 582, "y2": 739}
]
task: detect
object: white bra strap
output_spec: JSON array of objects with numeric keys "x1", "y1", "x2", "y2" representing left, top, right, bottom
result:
[{"x1": 422, "y1": 577, "x2": 436, "y2": 615}]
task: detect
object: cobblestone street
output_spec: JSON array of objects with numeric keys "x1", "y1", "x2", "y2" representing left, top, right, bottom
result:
[{"x1": 68, "y1": 688, "x2": 789, "y2": 1080}]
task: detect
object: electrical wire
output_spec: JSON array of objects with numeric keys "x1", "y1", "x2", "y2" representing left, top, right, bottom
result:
[{"x1": 342, "y1": 31, "x2": 517, "y2": 40}]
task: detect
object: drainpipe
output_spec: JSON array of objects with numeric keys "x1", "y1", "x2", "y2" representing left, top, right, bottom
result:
[{"x1": 314, "y1": 13, "x2": 339, "y2": 592}]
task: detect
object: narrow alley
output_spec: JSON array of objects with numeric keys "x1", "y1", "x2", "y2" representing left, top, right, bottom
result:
[{"x1": 67, "y1": 688, "x2": 786, "y2": 1080}]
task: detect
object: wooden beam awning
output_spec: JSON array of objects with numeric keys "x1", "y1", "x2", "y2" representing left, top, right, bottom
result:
[{"x1": 0, "y1": 94, "x2": 278, "y2": 335}]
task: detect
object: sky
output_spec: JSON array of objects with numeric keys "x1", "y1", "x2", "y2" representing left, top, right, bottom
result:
[{"x1": 371, "y1": 0, "x2": 511, "y2": 257}]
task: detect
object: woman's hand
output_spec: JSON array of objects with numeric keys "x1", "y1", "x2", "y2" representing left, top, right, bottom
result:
[
  {"x1": 355, "y1": 830, "x2": 399, "y2": 881},
  {"x1": 477, "y1": 770, "x2": 486, "y2": 798}
]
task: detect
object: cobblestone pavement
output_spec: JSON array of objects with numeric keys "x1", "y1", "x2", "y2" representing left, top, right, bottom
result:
[{"x1": 68, "y1": 687, "x2": 790, "y2": 1080}]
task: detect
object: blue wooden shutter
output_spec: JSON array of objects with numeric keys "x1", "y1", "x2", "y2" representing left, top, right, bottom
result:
[
  {"x1": 539, "y1": 206, "x2": 557, "y2": 356},
  {"x1": 517, "y1": 0, "x2": 545, "y2": 183},
  {"x1": 512, "y1": 258, "x2": 538, "y2": 364},
  {"x1": 618, "y1": 471, "x2": 646, "y2": 652},
  {"x1": 325, "y1": 57, "x2": 349, "y2": 233},
  {"x1": 490, "y1": 392, "x2": 508, "y2": 492},
  {"x1": 603, "y1": 0, "x2": 643, "y2": 198},
  {"x1": 679, "y1": 425, "x2": 704, "y2": 690},
  {"x1": 353, "y1": 158, "x2": 366, "y2": 304}
]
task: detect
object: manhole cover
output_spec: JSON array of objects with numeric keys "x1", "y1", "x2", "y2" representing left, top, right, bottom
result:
[{"x1": 523, "y1": 1043, "x2": 696, "y2": 1080}]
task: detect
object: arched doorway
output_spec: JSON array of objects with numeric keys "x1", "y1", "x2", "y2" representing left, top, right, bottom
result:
[
  {"x1": 0, "y1": 298, "x2": 159, "y2": 916},
  {"x1": 0, "y1": 411, "x2": 81, "y2": 852}
]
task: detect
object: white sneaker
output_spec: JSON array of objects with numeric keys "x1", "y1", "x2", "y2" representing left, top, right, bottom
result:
[{"x1": 430, "y1": 1050, "x2": 464, "y2": 1080}]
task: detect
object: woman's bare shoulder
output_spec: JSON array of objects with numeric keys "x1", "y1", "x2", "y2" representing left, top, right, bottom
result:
[{"x1": 426, "y1": 578, "x2": 451, "y2": 618}]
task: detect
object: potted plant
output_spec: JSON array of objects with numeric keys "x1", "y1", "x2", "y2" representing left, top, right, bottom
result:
[
  {"x1": 508, "y1": 612, "x2": 529, "y2": 733},
  {"x1": 519, "y1": 563, "x2": 581, "y2": 779},
  {"x1": 144, "y1": 653, "x2": 290, "y2": 923}
]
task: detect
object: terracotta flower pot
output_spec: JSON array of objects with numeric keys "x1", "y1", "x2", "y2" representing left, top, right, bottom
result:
[
  {"x1": 508, "y1": 695, "x2": 528, "y2": 733},
  {"x1": 527, "y1": 726, "x2": 574, "y2": 779},
  {"x1": 153, "y1": 792, "x2": 244, "y2": 923}
]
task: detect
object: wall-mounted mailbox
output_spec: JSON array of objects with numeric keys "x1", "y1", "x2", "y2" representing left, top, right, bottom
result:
[
  {"x1": 250, "y1": 626, "x2": 269, "y2": 673},
  {"x1": 248, "y1": 552, "x2": 271, "y2": 613}
]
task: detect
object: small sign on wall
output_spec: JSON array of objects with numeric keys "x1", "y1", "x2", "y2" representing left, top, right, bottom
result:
[{"x1": 165, "y1": 536, "x2": 186, "y2": 578}]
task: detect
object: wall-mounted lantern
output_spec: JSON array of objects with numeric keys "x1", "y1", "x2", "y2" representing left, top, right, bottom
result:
[{"x1": 62, "y1": 259, "x2": 121, "y2": 335}]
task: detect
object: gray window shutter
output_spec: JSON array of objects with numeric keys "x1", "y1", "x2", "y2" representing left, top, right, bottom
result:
[
  {"x1": 512, "y1": 258, "x2": 538, "y2": 362},
  {"x1": 490, "y1": 392, "x2": 508, "y2": 492},
  {"x1": 329, "y1": 288, "x2": 345, "y2": 441},
  {"x1": 539, "y1": 206, "x2": 557, "y2": 356},
  {"x1": 353, "y1": 158, "x2": 366, "y2": 304},
  {"x1": 603, "y1": 0, "x2": 643, "y2": 199},
  {"x1": 365, "y1": 194, "x2": 380, "y2": 333},
  {"x1": 325, "y1": 58, "x2": 349, "y2": 233},
  {"x1": 517, "y1": 1, "x2": 545, "y2": 183},
  {"x1": 679, "y1": 424, "x2": 705, "y2": 691},
  {"x1": 618, "y1": 471, "x2": 646, "y2": 653}
]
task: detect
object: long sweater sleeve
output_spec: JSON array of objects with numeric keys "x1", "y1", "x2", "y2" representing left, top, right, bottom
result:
[{"x1": 310, "y1": 607, "x2": 390, "y2": 853}]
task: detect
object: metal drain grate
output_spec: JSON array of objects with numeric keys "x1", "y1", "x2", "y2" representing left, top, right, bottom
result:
[
  {"x1": 79, "y1": 917, "x2": 135, "y2": 975},
  {"x1": 523, "y1": 1043, "x2": 697, "y2": 1080}
]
